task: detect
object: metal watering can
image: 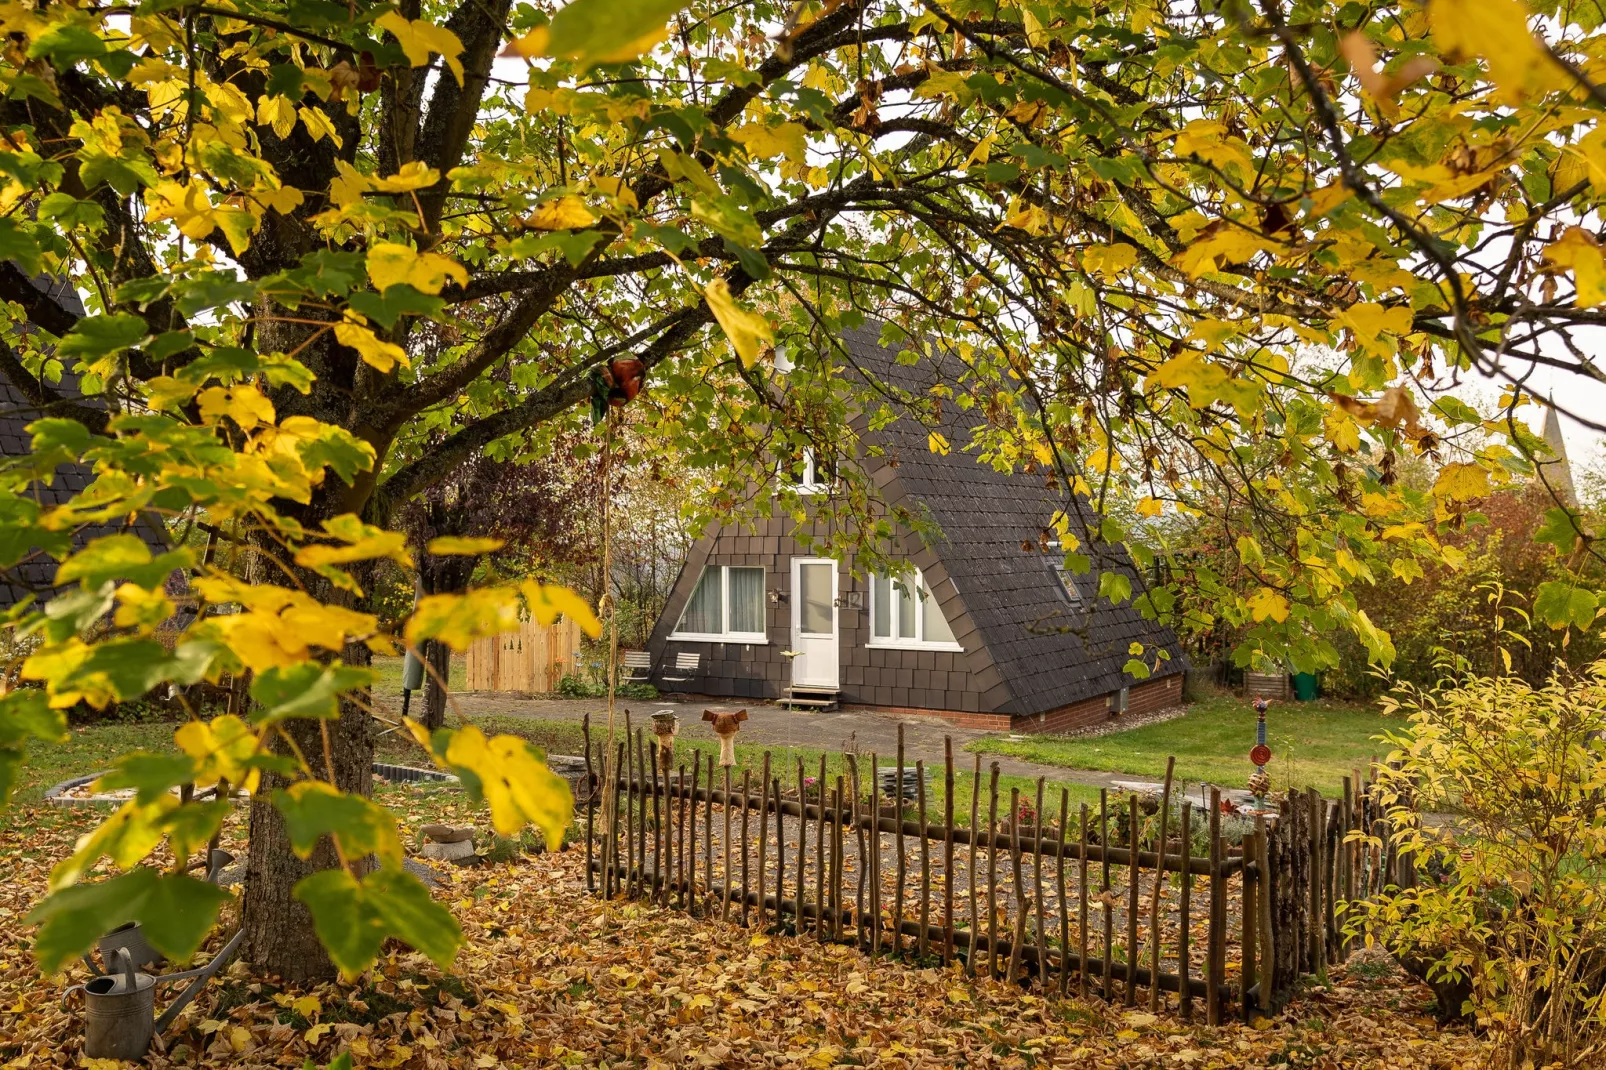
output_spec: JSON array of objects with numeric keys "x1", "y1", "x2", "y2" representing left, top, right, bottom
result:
[{"x1": 63, "y1": 928, "x2": 245, "y2": 1060}]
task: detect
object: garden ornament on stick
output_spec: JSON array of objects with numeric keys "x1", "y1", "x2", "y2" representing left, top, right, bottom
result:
[
  {"x1": 703, "y1": 709, "x2": 748, "y2": 768},
  {"x1": 1247, "y1": 696, "x2": 1273, "y2": 804},
  {"x1": 651, "y1": 710, "x2": 679, "y2": 774}
]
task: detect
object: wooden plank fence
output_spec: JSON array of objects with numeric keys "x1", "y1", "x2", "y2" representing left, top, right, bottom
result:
[
  {"x1": 578, "y1": 719, "x2": 1412, "y2": 1022},
  {"x1": 464, "y1": 616, "x2": 582, "y2": 693}
]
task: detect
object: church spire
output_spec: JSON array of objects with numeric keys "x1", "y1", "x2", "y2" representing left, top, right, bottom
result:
[{"x1": 1539, "y1": 395, "x2": 1578, "y2": 507}]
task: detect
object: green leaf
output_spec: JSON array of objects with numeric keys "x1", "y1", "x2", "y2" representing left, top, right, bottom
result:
[
  {"x1": 0, "y1": 687, "x2": 67, "y2": 748},
  {"x1": 272, "y1": 781, "x2": 404, "y2": 865},
  {"x1": 1098, "y1": 571, "x2": 1133, "y2": 606},
  {"x1": 250, "y1": 663, "x2": 373, "y2": 724},
  {"x1": 77, "y1": 150, "x2": 158, "y2": 195},
  {"x1": 56, "y1": 535, "x2": 193, "y2": 590},
  {"x1": 545, "y1": 0, "x2": 685, "y2": 69},
  {"x1": 27, "y1": 868, "x2": 231, "y2": 973},
  {"x1": 349, "y1": 286, "x2": 445, "y2": 329},
  {"x1": 1535, "y1": 507, "x2": 1586, "y2": 555},
  {"x1": 37, "y1": 192, "x2": 104, "y2": 231},
  {"x1": 293, "y1": 866, "x2": 461, "y2": 980},
  {"x1": 94, "y1": 752, "x2": 201, "y2": 806},
  {"x1": 1533, "y1": 581, "x2": 1598, "y2": 630},
  {"x1": 27, "y1": 23, "x2": 107, "y2": 66},
  {"x1": 56, "y1": 313, "x2": 150, "y2": 365},
  {"x1": 0, "y1": 218, "x2": 42, "y2": 274}
]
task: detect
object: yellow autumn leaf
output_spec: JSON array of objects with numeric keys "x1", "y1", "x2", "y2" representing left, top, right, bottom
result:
[
  {"x1": 731, "y1": 122, "x2": 809, "y2": 163},
  {"x1": 1247, "y1": 587, "x2": 1290, "y2": 623},
  {"x1": 406, "y1": 586, "x2": 526, "y2": 651},
  {"x1": 1082, "y1": 243, "x2": 1138, "y2": 278},
  {"x1": 1172, "y1": 227, "x2": 1268, "y2": 278},
  {"x1": 146, "y1": 179, "x2": 220, "y2": 241},
  {"x1": 703, "y1": 278, "x2": 772, "y2": 367},
  {"x1": 519, "y1": 580, "x2": 603, "y2": 638},
  {"x1": 928, "y1": 431, "x2": 951, "y2": 456},
  {"x1": 333, "y1": 318, "x2": 409, "y2": 373},
  {"x1": 1427, "y1": 0, "x2": 1561, "y2": 101},
  {"x1": 1542, "y1": 226, "x2": 1606, "y2": 307},
  {"x1": 196, "y1": 384, "x2": 276, "y2": 431},
  {"x1": 375, "y1": 11, "x2": 465, "y2": 85},
  {"x1": 527, "y1": 195, "x2": 596, "y2": 230},
  {"x1": 428, "y1": 536, "x2": 506, "y2": 555},
  {"x1": 1433, "y1": 461, "x2": 1491, "y2": 502},
  {"x1": 176, "y1": 714, "x2": 262, "y2": 793},
  {"x1": 1336, "y1": 301, "x2": 1412, "y2": 352},
  {"x1": 366, "y1": 242, "x2": 469, "y2": 295},
  {"x1": 442, "y1": 725, "x2": 574, "y2": 843},
  {"x1": 371, "y1": 161, "x2": 442, "y2": 192},
  {"x1": 1305, "y1": 182, "x2": 1353, "y2": 218},
  {"x1": 1135, "y1": 497, "x2": 1164, "y2": 518}
]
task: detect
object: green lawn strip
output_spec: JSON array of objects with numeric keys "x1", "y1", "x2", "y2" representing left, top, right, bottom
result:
[
  {"x1": 964, "y1": 694, "x2": 1400, "y2": 798},
  {"x1": 370, "y1": 654, "x2": 468, "y2": 698}
]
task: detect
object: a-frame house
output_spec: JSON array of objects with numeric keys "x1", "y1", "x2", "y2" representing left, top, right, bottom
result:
[{"x1": 644, "y1": 323, "x2": 1187, "y2": 733}]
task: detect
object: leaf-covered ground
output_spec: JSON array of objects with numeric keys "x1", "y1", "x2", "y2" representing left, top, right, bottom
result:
[{"x1": 0, "y1": 787, "x2": 1490, "y2": 1069}]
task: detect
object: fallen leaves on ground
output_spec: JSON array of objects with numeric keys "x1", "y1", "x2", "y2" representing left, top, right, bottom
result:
[{"x1": 0, "y1": 795, "x2": 1489, "y2": 1068}]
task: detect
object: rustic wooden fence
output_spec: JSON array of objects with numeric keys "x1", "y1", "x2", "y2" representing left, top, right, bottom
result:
[{"x1": 577, "y1": 718, "x2": 1412, "y2": 1023}]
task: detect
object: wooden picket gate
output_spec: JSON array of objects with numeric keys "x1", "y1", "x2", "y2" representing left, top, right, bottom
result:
[{"x1": 578, "y1": 718, "x2": 1411, "y2": 1023}]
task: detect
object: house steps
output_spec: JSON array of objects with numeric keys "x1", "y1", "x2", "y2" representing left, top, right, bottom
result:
[{"x1": 780, "y1": 685, "x2": 839, "y2": 711}]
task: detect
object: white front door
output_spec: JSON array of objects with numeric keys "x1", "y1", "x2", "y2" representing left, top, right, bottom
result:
[{"x1": 790, "y1": 558, "x2": 839, "y2": 688}]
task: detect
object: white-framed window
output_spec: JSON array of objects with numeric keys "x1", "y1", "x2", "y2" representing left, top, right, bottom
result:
[
  {"x1": 673, "y1": 565, "x2": 767, "y2": 642},
  {"x1": 1049, "y1": 540, "x2": 1084, "y2": 609},
  {"x1": 868, "y1": 568, "x2": 961, "y2": 650}
]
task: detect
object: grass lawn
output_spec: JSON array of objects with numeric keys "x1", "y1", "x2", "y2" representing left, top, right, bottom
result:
[
  {"x1": 369, "y1": 654, "x2": 467, "y2": 698},
  {"x1": 966, "y1": 691, "x2": 1401, "y2": 798}
]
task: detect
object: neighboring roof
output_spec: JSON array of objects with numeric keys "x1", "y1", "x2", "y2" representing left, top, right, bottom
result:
[
  {"x1": 0, "y1": 277, "x2": 168, "y2": 609},
  {"x1": 835, "y1": 321, "x2": 1187, "y2": 715}
]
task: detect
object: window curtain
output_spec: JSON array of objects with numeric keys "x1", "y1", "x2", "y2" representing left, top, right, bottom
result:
[
  {"x1": 678, "y1": 567, "x2": 723, "y2": 634},
  {"x1": 872, "y1": 574, "x2": 892, "y2": 638},
  {"x1": 922, "y1": 584, "x2": 956, "y2": 643},
  {"x1": 728, "y1": 567, "x2": 765, "y2": 634}
]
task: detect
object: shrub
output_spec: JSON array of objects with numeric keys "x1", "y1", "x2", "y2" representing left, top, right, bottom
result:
[{"x1": 1354, "y1": 664, "x2": 1606, "y2": 1067}]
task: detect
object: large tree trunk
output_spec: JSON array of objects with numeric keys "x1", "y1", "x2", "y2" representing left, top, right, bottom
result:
[
  {"x1": 239, "y1": 306, "x2": 380, "y2": 982},
  {"x1": 422, "y1": 639, "x2": 452, "y2": 731},
  {"x1": 240, "y1": 688, "x2": 375, "y2": 981}
]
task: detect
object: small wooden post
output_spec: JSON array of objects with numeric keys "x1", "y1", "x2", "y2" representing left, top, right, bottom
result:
[
  {"x1": 1257, "y1": 817, "x2": 1275, "y2": 1007},
  {"x1": 650, "y1": 740, "x2": 664, "y2": 904},
  {"x1": 612, "y1": 741, "x2": 627, "y2": 897},
  {"x1": 773, "y1": 774, "x2": 785, "y2": 927},
  {"x1": 1078, "y1": 801, "x2": 1090, "y2": 1000},
  {"x1": 635, "y1": 728, "x2": 649, "y2": 896},
  {"x1": 1032, "y1": 778, "x2": 1047, "y2": 989},
  {"x1": 740, "y1": 768, "x2": 752, "y2": 926},
  {"x1": 757, "y1": 753, "x2": 771, "y2": 925},
  {"x1": 986, "y1": 763, "x2": 1001, "y2": 979},
  {"x1": 966, "y1": 752, "x2": 981, "y2": 977},
  {"x1": 848, "y1": 755, "x2": 866, "y2": 948},
  {"x1": 1306, "y1": 787, "x2": 1323, "y2": 979},
  {"x1": 677, "y1": 763, "x2": 689, "y2": 909},
  {"x1": 1207, "y1": 787, "x2": 1223, "y2": 1026},
  {"x1": 894, "y1": 724, "x2": 907, "y2": 957},
  {"x1": 869, "y1": 752, "x2": 882, "y2": 954},
  {"x1": 1126, "y1": 793, "x2": 1140, "y2": 1005},
  {"x1": 1179, "y1": 800, "x2": 1193, "y2": 1021},
  {"x1": 1056, "y1": 788, "x2": 1071, "y2": 996},
  {"x1": 1100, "y1": 788, "x2": 1113, "y2": 1001},
  {"x1": 943, "y1": 737, "x2": 956, "y2": 966},
  {"x1": 832, "y1": 777, "x2": 846, "y2": 942},
  {"x1": 1005, "y1": 789, "x2": 1025, "y2": 984},
  {"x1": 796, "y1": 758, "x2": 808, "y2": 932},
  {"x1": 1242, "y1": 823, "x2": 1258, "y2": 1021},
  {"x1": 691, "y1": 752, "x2": 704, "y2": 915},
  {"x1": 1341, "y1": 775, "x2": 1354, "y2": 958},
  {"x1": 583, "y1": 716, "x2": 595, "y2": 893},
  {"x1": 624, "y1": 714, "x2": 636, "y2": 898},
  {"x1": 703, "y1": 753, "x2": 715, "y2": 914},
  {"x1": 816, "y1": 754, "x2": 828, "y2": 940},
  {"x1": 916, "y1": 759, "x2": 931, "y2": 959},
  {"x1": 1150, "y1": 757, "x2": 1175, "y2": 1012},
  {"x1": 722, "y1": 765, "x2": 734, "y2": 922}
]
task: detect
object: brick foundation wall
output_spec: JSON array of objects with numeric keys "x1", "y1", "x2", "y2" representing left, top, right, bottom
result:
[
  {"x1": 1008, "y1": 673, "x2": 1183, "y2": 735},
  {"x1": 839, "y1": 703, "x2": 1013, "y2": 732}
]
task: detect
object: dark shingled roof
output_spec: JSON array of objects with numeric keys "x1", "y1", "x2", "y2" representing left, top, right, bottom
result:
[
  {"x1": 0, "y1": 277, "x2": 168, "y2": 609},
  {"x1": 838, "y1": 321, "x2": 1187, "y2": 715}
]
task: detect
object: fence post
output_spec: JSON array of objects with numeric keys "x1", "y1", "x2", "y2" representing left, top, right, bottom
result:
[
  {"x1": 1206, "y1": 786, "x2": 1223, "y2": 1025},
  {"x1": 1126, "y1": 793, "x2": 1140, "y2": 1006},
  {"x1": 986, "y1": 763, "x2": 1001, "y2": 979},
  {"x1": 869, "y1": 752, "x2": 882, "y2": 954},
  {"x1": 943, "y1": 738, "x2": 956, "y2": 966},
  {"x1": 916, "y1": 760, "x2": 931, "y2": 959},
  {"x1": 894, "y1": 725, "x2": 907, "y2": 957},
  {"x1": 1032, "y1": 778, "x2": 1047, "y2": 989},
  {"x1": 966, "y1": 752, "x2": 981, "y2": 977},
  {"x1": 1179, "y1": 800, "x2": 1193, "y2": 1021},
  {"x1": 1077, "y1": 801, "x2": 1090, "y2": 1000},
  {"x1": 583, "y1": 715, "x2": 594, "y2": 893},
  {"x1": 1100, "y1": 788, "x2": 1113, "y2": 1001},
  {"x1": 1150, "y1": 757, "x2": 1175, "y2": 1013},
  {"x1": 815, "y1": 755, "x2": 828, "y2": 940}
]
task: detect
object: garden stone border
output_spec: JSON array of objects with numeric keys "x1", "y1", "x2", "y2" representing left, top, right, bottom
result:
[{"x1": 45, "y1": 762, "x2": 458, "y2": 806}]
